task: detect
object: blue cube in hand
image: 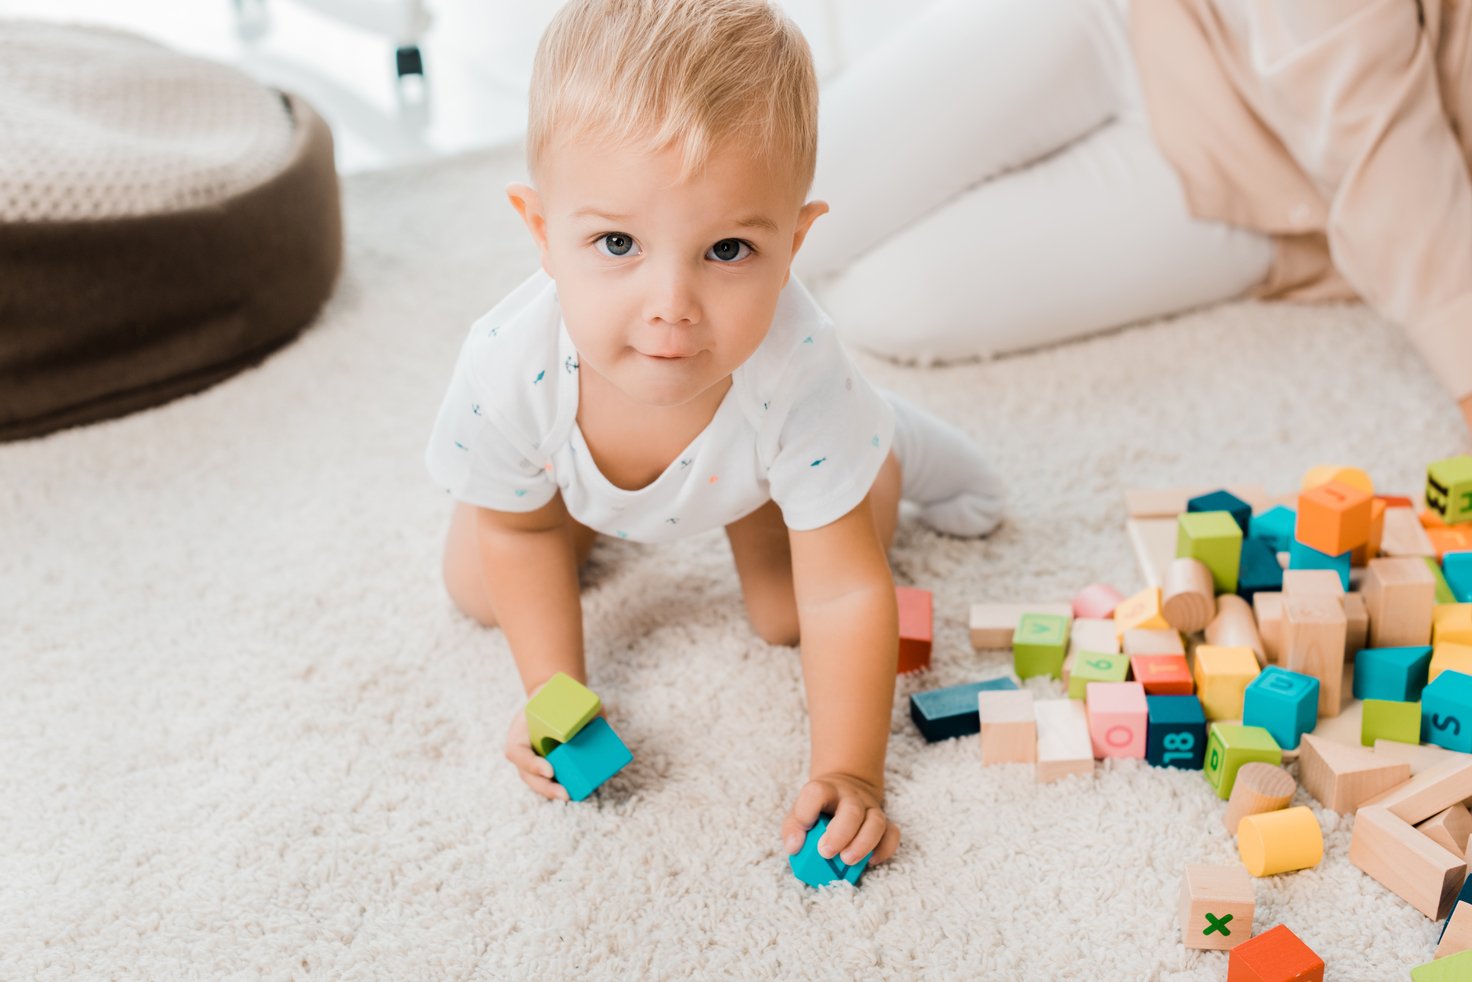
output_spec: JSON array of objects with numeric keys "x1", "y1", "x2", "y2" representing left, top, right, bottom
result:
[
  {"x1": 1243, "y1": 666, "x2": 1319, "y2": 750},
  {"x1": 546, "y1": 716, "x2": 632, "y2": 801},
  {"x1": 790, "y1": 814, "x2": 872, "y2": 888}
]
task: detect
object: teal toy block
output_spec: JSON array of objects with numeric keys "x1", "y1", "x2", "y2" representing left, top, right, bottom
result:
[
  {"x1": 1013, "y1": 612, "x2": 1070, "y2": 680},
  {"x1": 1188, "y1": 489, "x2": 1251, "y2": 535},
  {"x1": 1242, "y1": 666, "x2": 1319, "y2": 750},
  {"x1": 1362, "y1": 699, "x2": 1422, "y2": 746},
  {"x1": 1353, "y1": 645, "x2": 1433, "y2": 702},
  {"x1": 1287, "y1": 538, "x2": 1351, "y2": 590},
  {"x1": 1237, "y1": 537, "x2": 1284, "y2": 602},
  {"x1": 910, "y1": 675, "x2": 1018, "y2": 742},
  {"x1": 545, "y1": 716, "x2": 632, "y2": 801},
  {"x1": 1429, "y1": 556, "x2": 1457, "y2": 604},
  {"x1": 525, "y1": 672, "x2": 602, "y2": 756},
  {"x1": 1145, "y1": 694, "x2": 1206, "y2": 769},
  {"x1": 1426, "y1": 454, "x2": 1472, "y2": 524},
  {"x1": 1067, "y1": 651, "x2": 1129, "y2": 699},
  {"x1": 1177, "y1": 511, "x2": 1243, "y2": 594},
  {"x1": 790, "y1": 813, "x2": 871, "y2": 888},
  {"x1": 1422, "y1": 669, "x2": 1472, "y2": 752},
  {"x1": 1445, "y1": 551, "x2": 1472, "y2": 603},
  {"x1": 1249, "y1": 505, "x2": 1296, "y2": 554},
  {"x1": 1203, "y1": 723, "x2": 1281, "y2": 799}
]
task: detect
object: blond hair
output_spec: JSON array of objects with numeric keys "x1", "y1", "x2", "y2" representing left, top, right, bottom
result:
[{"x1": 526, "y1": 0, "x2": 819, "y2": 198}]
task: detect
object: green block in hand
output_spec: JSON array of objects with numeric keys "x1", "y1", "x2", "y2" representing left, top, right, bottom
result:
[{"x1": 526, "y1": 672, "x2": 600, "y2": 757}]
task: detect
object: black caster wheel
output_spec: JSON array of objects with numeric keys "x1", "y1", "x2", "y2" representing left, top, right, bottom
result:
[{"x1": 395, "y1": 45, "x2": 424, "y2": 79}]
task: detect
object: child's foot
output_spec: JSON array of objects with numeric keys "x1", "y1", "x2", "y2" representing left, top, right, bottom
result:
[{"x1": 881, "y1": 388, "x2": 1005, "y2": 538}]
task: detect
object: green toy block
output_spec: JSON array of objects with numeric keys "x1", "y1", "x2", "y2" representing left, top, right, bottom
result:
[
  {"x1": 1361, "y1": 699, "x2": 1422, "y2": 746},
  {"x1": 1412, "y1": 948, "x2": 1472, "y2": 981},
  {"x1": 1067, "y1": 651, "x2": 1130, "y2": 699},
  {"x1": 1203, "y1": 722, "x2": 1282, "y2": 799},
  {"x1": 1427, "y1": 454, "x2": 1472, "y2": 525},
  {"x1": 1177, "y1": 511, "x2": 1243, "y2": 594},
  {"x1": 1429, "y1": 556, "x2": 1457, "y2": 605},
  {"x1": 525, "y1": 671, "x2": 601, "y2": 757},
  {"x1": 1013, "y1": 612, "x2": 1070, "y2": 680}
]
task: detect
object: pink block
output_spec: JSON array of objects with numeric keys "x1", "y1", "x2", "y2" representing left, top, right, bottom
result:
[
  {"x1": 1073, "y1": 582, "x2": 1125, "y2": 620},
  {"x1": 1085, "y1": 681, "x2": 1147, "y2": 758}
]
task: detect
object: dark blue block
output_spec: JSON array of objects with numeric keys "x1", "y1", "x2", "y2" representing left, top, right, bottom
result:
[
  {"x1": 546, "y1": 716, "x2": 632, "y2": 801},
  {"x1": 1189, "y1": 490, "x2": 1252, "y2": 535},
  {"x1": 1442, "y1": 877, "x2": 1472, "y2": 943},
  {"x1": 1146, "y1": 694, "x2": 1206, "y2": 769},
  {"x1": 909, "y1": 675, "x2": 1018, "y2": 742},
  {"x1": 1249, "y1": 505, "x2": 1296, "y2": 554},
  {"x1": 1237, "y1": 537, "x2": 1284, "y2": 602}
]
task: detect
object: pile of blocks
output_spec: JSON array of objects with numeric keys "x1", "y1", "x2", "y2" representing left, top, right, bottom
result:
[{"x1": 524, "y1": 672, "x2": 632, "y2": 802}]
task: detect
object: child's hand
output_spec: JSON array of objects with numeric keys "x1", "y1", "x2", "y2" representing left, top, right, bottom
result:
[
  {"x1": 502, "y1": 681, "x2": 610, "y2": 803},
  {"x1": 1460, "y1": 392, "x2": 1472, "y2": 435},
  {"x1": 781, "y1": 772, "x2": 901, "y2": 868}
]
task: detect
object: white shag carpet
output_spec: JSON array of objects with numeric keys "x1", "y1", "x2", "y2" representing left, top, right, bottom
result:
[{"x1": 3, "y1": 140, "x2": 1469, "y2": 981}]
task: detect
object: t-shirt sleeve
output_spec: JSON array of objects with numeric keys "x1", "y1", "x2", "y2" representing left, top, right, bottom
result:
[{"x1": 765, "y1": 330, "x2": 896, "y2": 531}]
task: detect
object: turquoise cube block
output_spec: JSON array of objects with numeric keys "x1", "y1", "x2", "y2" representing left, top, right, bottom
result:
[
  {"x1": 1249, "y1": 505, "x2": 1296, "y2": 554},
  {"x1": 1242, "y1": 666, "x2": 1319, "y2": 750},
  {"x1": 1353, "y1": 646, "x2": 1433, "y2": 702},
  {"x1": 790, "y1": 813, "x2": 871, "y2": 887},
  {"x1": 1422, "y1": 670, "x2": 1472, "y2": 752},
  {"x1": 1288, "y1": 538, "x2": 1351, "y2": 590},
  {"x1": 1445, "y1": 551, "x2": 1472, "y2": 603},
  {"x1": 546, "y1": 716, "x2": 633, "y2": 801}
]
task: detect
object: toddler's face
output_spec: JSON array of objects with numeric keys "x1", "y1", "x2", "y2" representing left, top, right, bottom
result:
[{"x1": 507, "y1": 134, "x2": 828, "y2": 412}]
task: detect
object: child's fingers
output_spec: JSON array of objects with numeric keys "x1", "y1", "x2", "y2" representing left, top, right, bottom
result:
[
  {"x1": 518, "y1": 764, "x2": 570, "y2": 801},
  {"x1": 781, "y1": 780, "x2": 838, "y2": 853},
  {"x1": 839, "y1": 808, "x2": 888, "y2": 866},
  {"x1": 816, "y1": 798, "x2": 867, "y2": 860},
  {"x1": 870, "y1": 822, "x2": 901, "y2": 866}
]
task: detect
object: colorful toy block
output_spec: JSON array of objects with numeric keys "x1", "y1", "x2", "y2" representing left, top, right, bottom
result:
[
  {"x1": 1063, "y1": 617, "x2": 1119, "y2": 685},
  {"x1": 1286, "y1": 538, "x2": 1351, "y2": 590},
  {"x1": 1035, "y1": 698, "x2": 1094, "y2": 783},
  {"x1": 1223, "y1": 762, "x2": 1295, "y2": 835},
  {"x1": 1282, "y1": 569, "x2": 1345, "y2": 598},
  {"x1": 1238, "y1": 537, "x2": 1284, "y2": 601},
  {"x1": 1434, "y1": 604, "x2": 1472, "y2": 644},
  {"x1": 1296, "y1": 735, "x2": 1409, "y2": 813},
  {"x1": 1281, "y1": 595, "x2": 1347, "y2": 718},
  {"x1": 1237, "y1": 805, "x2": 1323, "y2": 876},
  {"x1": 1426, "y1": 454, "x2": 1472, "y2": 524},
  {"x1": 789, "y1": 813, "x2": 871, "y2": 888},
  {"x1": 1254, "y1": 592, "x2": 1283, "y2": 663},
  {"x1": 1146, "y1": 694, "x2": 1206, "y2": 769},
  {"x1": 969, "y1": 602, "x2": 1072, "y2": 649},
  {"x1": 1362, "y1": 699, "x2": 1422, "y2": 746},
  {"x1": 1242, "y1": 666, "x2": 1319, "y2": 750},
  {"x1": 1447, "y1": 552, "x2": 1472, "y2": 603},
  {"x1": 1086, "y1": 681, "x2": 1147, "y2": 759},
  {"x1": 1412, "y1": 949, "x2": 1472, "y2": 981},
  {"x1": 1131, "y1": 653, "x2": 1193, "y2": 695},
  {"x1": 1114, "y1": 586, "x2": 1170, "y2": 635},
  {"x1": 1179, "y1": 864, "x2": 1255, "y2": 951},
  {"x1": 1422, "y1": 670, "x2": 1472, "y2": 752},
  {"x1": 1072, "y1": 582, "x2": 1124, "y2": 619},
  {"x1": 1431, "y1": 641, "x2": 1472, "y2": 683},
  {"x1": 1301, "y1": 464, "x2": 1373, "y2": 494},
  {"x1": 1363, "y1": 557, "x2": 1436, "y2": 648},
  {"x1": 1438, "y1": 900, "x2": 1472, "y2": 958},
  {"x1": 546, "y1": 716, "x2": 633, "y2": 801},
  {"x1": 1178, "y1": 510, "x2": 1243, "y2": 594},
  {"x1": 1353, "y1": 645, "x2": 1432, "y2": 702},
  {"x1": 1067, "y1": 651, "x2": 1129, "y2": 699},
  {"x1": 1194, "y1": 645, "x2": 1262, "y2": 720},
  {"x1": 1296, "y1": 479, "x2": 1372, "y2": 557},
  {"x1": 1227, "y1": 924, "x2": 1324, "y2": 982},
  {"x1": 1189, "y1": 489, "x2": 1252, "y2": 534},
  {"x1": 1350, "y1": 497, "x2": 1388, "y2": 566},
  {"x1": 895, "y1": 585, "x2": 932, "y2": 674},
  {"x1": 1382, "y1": 506, "x2": 1438, "y2": 558},
  {"x1": 909, "y1": 676, "x2": 1018, "y2": 742},
  {"x1": 1428, "y1": 558, "x2": 1458, "y2": 603},
  {"x1": 1440, "y1": 882, "x2": 1472, "y2": 951},
  {"x1": 526, "y1": 672, "x2": 601, "y2": 756},
  {"x1": 1204, "y1": 723, "x2": 1282, "y2": 799},
  {"x1": 1012, "y1": 612, "x2": 1070, "y2": 680},
  {"x1": 978, "y1": 689, "x2": 1036, "y2": 764},
  {"x1": 1249, "y1": 505, "x2": 1296, "y2": 554}
]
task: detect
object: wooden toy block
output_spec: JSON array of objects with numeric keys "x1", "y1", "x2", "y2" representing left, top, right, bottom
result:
[
  {"x1": 1227, "y1": 923, "x2": 1324, "y2": 982},
  {"x1": 1123, "y1": 627, "x2": 1186, "y2": 656},
  {"x1": 545, "y1": 715, "x2": 633, "y2": 800},
  {"x1": 1063, "y1": 617, "x2": 1119, "y2": 685},
  {"x1": 1194, "y1": 645, "x2": 1262, "y2": 721},
  {"x1": 1436, "y1": 899, "x2": 1472, "y2": 958},
  {"x1": 1382, "y1": 506, "x2": 1438, "y2": 557},
  {"x1": 1127, "y1": 485, "x2": 1273, "y2": 518},
  {"x1": 1086, "y1": 681, "x2": 1148, "y2": 759},
  {"x1": 1362, "y1": 757, "x2": 1472, "y2": 825},
  {"x1": 909, "y1": 675, "x2": 1018, "y2": 742},
  {"x1": 1238, "y1": 538, "x2": 1284, "y2": 602},
  {"x1": 1343, "y1": 592, "x2": 1368, "y2": 660},
  {"x1": 1447, "y1": 552, "x2": 1472, "y2": 602},
  {"x1": 1207, "y1": 594, "x2": 1268, "y2": 667},
  {"x1": 1205, "y1": 723, "x2": 1282, "y2": 799},
  {"x1": 789, "y1": 813, "x2": 871, "y2": 887},
  {"x1": 1146, "y1": 694, "x2": 1206, "y2": 769},
  {"x1": 1362, "y1": 699, "x2": 1422, "y2": 746},
  {"x1": 1067, "y1": 652, "x2": 1129, "y2": 699},
  {"x1": 896, "y1": 585, "x2": 932, "y2": 674},
  {"x1": 1035, "y1": 698, "x2": 1095, "y2": 783},
  {"x1": 1349, "y1": 805, "x2": 1467, "y2": 920},
  {"x1": 1434, "y1": 603, "x2": 1472, "y2": 644},
  {"x1": 525, "y1": 671, "x2": 601, "y2": 756},
  {"x1": 1179, "y1": 863, "x2": 1255, "y2": 951},
  {"x1": 978, "y1": 689, "x2": 1036, "y2": 764},
  {"x1": 1419, "y1": 804, "x2": 1472, "y2": 859},
  {"x1": 1254, "y1": 593, "x2": 1284, "y2": 664},
  {"x1": 1297, "y1": 479, "x2": 1373, "y2": 557},
  {"x1": 1013, "y1": 612, "x2": 1070, "y2": 680},
  {"x1": 1178, "y1": 510, "x2": 1243, "y2": 594},
  {"x1": 1162, "y1": 557, "x2": 1216, "y2": 633},
  {"x1": 1243, "y1": 666, "x2": 1319, "y2": 750},
  {"x1": 1302, "y1": 464, "x2": 1373, "y2": 494},
  {"x1": 1373, "y1": 738, "x2": 1467, "y2": 776},
  {"x1": 1413, "y1": 949, "x2": 1472, "y2": 980},
  {"x1": 1286, "y1": 538, "x2": 1351, "y2": 591},
  {"x1": 1237, "y1": 805, "x2": 1323, "y2": 876},
  {"x1": 1131, "y1": 653, "x2": 1194, "y2": 695},
  {"x1": 1297, "y1": 734, "x2": 1410, "y2": 813},
  {"x1": 1354, "y1": 644, "x2": 1423, "y2": 708},
  {"x1": 1249, "y1": 505, "x2": 1296, "y2": 554},
  {"x1": 1422, "y1": 670, "x2": 1472, "y2": 752},
  {"x1": 1281, "y1": 595, "x2": 1347, "y2": 718},
  {"x1": 1223, "y1": 762, "x2": 1295, "y2": 834},
  {"x1": 1351, "y1": 498, "x2": 1388, "y2": 566},
  {"x1": 1364, "y1": 557, "x2": 1437, "y2": 647},
  {"x1": 969, "y1": 602, "x2": 1071, "y2": 649},
  {"x1": 1427, "y1": 454, "x2": 1472, "y2": 524},
  {"x1": 1433, "y1": 641, "x2": 1472, "y2": 683},
  {"x1": 1282, "y1": 569, "x2": 1345, "y2": 598},
  {"x1": 1114, "y1": 586, "x2": 1169, "y2": 637},
  {"x1": 1190, "y1": 489, "x2": 1252, "y2": 533},
  {"x1": 1126, "y1": 516, "x2": 1178, "y2": 588},
  {"x1": 1072, "y1": 582, "x2": 1124, "y2": 620}
]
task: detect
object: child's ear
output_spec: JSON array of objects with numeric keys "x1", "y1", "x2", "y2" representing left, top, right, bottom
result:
[
  {"x1": 506, "y1": 181, "x2": 555, "y2": 279},
  {"x1": 784, "y1": 199, "x2": 830, "y2": 287}
]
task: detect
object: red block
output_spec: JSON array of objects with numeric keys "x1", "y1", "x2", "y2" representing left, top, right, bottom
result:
[
  {"x1": 1227, "y1": 924, "x2": 1324, "y2": 982},
  {"x1": 1130, "y1": 653, "x2": 1193, "y2": 695},
  {"x1": 896, "y1": 586, "x2": 932, "y2": 675}
]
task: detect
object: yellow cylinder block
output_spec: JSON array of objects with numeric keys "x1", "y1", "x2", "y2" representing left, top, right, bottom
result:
[{"x1": 1236, "y1": 805, "x2": 1323, "y2": 876}]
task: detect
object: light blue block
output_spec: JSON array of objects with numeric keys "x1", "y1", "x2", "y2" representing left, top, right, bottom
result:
[
  {"x1": 1242, "y1": 666, "x2": 1319, "y2": 750},
  {"x1": 1249, "y1": 505, "x2": 1296, "y2": 554},
  {"x1": 1288, "y1": 538, "x2": 1351, "y2": 590},
  {"x1": 790, "y1": 814, "x2": 872, "y2": 888},
  {"x1": 1445, "y1": 552, "x2": 1472, "y2": 603},
  {"x1": 1422, "y1": 670, "x2": 1472, "y2": 753},
  {"x1": 546, "y1": 716, "x2": 633, "y2": 801},
  {"x1": 1353, "y1": 646, "x2": 1433, "y2": 702}
]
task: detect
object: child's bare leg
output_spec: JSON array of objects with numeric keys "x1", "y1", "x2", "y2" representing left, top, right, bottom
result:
[
  {"x1": 725, "y1": 449, "x2": 902, "y2": 646},
  {"x1": 440, "y1": 500, "x2": 600, "y2": 627}
]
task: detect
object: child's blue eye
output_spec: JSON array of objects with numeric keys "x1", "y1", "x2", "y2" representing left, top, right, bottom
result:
[{"x1": 592, "y1": 234, "x2": 755, "y2": 263}]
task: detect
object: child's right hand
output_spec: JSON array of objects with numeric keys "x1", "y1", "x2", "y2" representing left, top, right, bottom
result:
[{"x1": 504, "y1": 704, "x2": 570, "y2": 801}]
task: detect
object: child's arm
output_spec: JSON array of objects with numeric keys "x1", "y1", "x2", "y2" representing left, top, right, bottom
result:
[{"x1": 780, "y1": 491, "x2": 902, "y2": 868}]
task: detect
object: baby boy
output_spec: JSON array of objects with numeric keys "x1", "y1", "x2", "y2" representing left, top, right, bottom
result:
[{"x1": 425, "y1": 0, "x2": 1005, "y2": 874}]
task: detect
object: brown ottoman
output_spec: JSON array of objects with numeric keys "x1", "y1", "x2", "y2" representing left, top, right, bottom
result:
[{"x1": 0, "y1": 20, "x2": 343, "y2": 442}]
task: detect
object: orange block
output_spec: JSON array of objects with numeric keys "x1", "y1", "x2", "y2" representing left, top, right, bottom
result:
[
  {"x1": 1428, "y1": 526, "x2": 1472, "y2": 559},
  {"x1": 1130, "y1": 653, "x2": 1193, "y2": 695},
  {"x1": 1376, "y1": 494, "x2": 1415, "y2": 510},
  {"x1": 896, "y1": 586, "x2": 932, "y2": 674},
  {"x1": 1227, "y1": 924, "x2": 1324, "y2": 981},
  {"x1": 1350, "y1": 498, "x2": 1387, "y2": 566},
  {"x1": 1297, "y1": 480, "x2": 1373, "y2": 557},
  {"x1": 1425, "y1": 508, "x2": 1449, "y2": 529}
]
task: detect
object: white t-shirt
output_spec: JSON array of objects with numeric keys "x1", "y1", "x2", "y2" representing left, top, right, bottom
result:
[{"x1": 424, "y1": 267, "x2": 895, "y2": 544}]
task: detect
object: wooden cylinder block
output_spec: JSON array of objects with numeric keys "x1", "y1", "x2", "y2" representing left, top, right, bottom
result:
[
  {"x1": 1163, "y1": 558, "x2": 1216, "y2": 634},
  {"x1": 1223, "y1": 762, "x2": 1296, "y2": 834},
  {"x1": 1237, "y1": 805, "x2": 1323, "y2": 876},
  {"x1": 1206, "y1": 594, "x2": 1266, "y2": 666},
  {"x1": 1073, "y1": 582, "x2": 1125, "y2": 620}
]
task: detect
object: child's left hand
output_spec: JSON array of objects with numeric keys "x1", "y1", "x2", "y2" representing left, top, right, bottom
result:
[{"x1": 781, "y1": 771, "x2": 901, "y2": 868}]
